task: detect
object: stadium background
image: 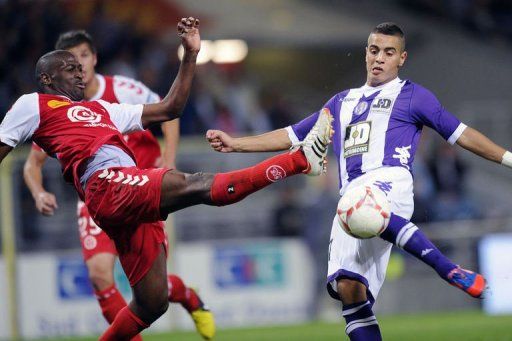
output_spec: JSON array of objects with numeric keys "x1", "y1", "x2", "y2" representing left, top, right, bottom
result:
[{"x1": 1, "y1": 0, "x2": 512, "y2": 339}]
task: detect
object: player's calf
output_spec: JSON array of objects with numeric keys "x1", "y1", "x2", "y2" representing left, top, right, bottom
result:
[
  {"x1": 380, "y1": 213, "x2": 488, "y2": 298},
  {"x1": 342, "y1": 300, "x2": 382, "y2": 341}
]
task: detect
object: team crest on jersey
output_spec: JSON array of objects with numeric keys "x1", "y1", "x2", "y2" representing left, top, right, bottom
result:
[
  {"x1": 353, "y1": 101, "x2": 369, "y2": 116},
  {"x1": 344, "y1": 121, "x2": 371, "y2": 157},
  {"x1": 67, "y1": 106, "x2": 102, "y2": 123},
  {"x1": 83, "y1": 235, "x2": 97, "y2": 250}
]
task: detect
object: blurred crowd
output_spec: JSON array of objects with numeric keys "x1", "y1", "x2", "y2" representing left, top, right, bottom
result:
[
  {"x1": 400, "y1": 0, "x2": 512, "y2": 40},
  {"x1": 0, "y1": 0, "x2": 293, "y2": 136}
]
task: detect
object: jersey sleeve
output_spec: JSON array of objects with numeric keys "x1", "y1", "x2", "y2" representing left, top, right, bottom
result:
[
  {"x1": 410, "y1": 84, "x2": 466, "y2": 144},
  {"x1": 285, "y1": 95, "x2": 337, "y2": 144},
  {"x1": 113, "y1": 75, "x2": 160, "y2": 104},
  {"x1": 96, "y1": 100, "x2": 144, "y2": 134},
  {"x1": 0, "y1": 93, "x2": 40, "y2": 147}
]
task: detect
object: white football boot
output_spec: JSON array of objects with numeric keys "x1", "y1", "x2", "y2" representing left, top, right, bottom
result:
[{"x1": 297, "y1": 108, "x2": 334, "y2": 176}]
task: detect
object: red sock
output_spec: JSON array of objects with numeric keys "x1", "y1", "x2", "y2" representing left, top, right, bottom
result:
[
  {"x1": 99, "y1": 306, "x2": 149, "y2": 341},
  {"x1": 210, "y1": 150, "x2": 308, "y2": 206},
  {"x1": 95, "y1": 285, "x2": 143, "y2": 341},
  {"x1": 95, "y1": 285, "x2": 128, "y2": 324},
  {"x1": 167, "y1": 274, "x2": 202, "y2": 312}
]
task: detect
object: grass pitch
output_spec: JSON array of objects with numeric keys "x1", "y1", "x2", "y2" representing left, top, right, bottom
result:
[{"x1": 50, "y1": 311, "x2": 512, "y2": 341}]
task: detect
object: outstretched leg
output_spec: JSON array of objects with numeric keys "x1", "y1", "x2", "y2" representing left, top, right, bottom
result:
[
  {"x1": 159, "y1": 108, "x2": 334, "y2": 215},
  {"x1": 159, "y1": 149, "x2": 309, "y2": 213},
  {"x1": 380, "y1": 213, "x2": 486, "y2": 298}
]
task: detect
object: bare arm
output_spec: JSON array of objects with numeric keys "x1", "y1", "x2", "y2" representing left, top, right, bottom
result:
[
  {"x1": 206, "y1": 128, "x2": 292, "y2": 153},
  {"x1": 0, "y1": 142, "x2": 12, "y2": 163},
  {"x1": 23, "y1": 148, "x2": 58, "y2": 216},
  {"x1": 456, "y1": 126, "x2": 506, "y2": 163},
  {"x1": 141, "y1": 17, "x2": 200, "y2": 128},
  {"x1": 160, "y1": 120, "x2": 180, "y2": 168}
]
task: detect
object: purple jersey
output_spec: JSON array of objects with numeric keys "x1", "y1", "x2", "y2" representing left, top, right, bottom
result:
[{"x1": 286, "y1": 78, "x2": 466, "y2": 192}]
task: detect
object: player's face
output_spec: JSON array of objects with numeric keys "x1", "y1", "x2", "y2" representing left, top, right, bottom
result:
[
  {"x1": 51, "y1": 54, "x2": 86, "y2": 101},
  {"x1": 66, "y1": 42, "x2": 97, "y2": 85},
  {"x1": 365, "y1": 33, "x2": 407, "y2": 87}
]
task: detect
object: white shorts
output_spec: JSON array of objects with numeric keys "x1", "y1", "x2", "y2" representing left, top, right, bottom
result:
[{"x1": 327, "y1": 167, "x2": 414, "y2": 302}]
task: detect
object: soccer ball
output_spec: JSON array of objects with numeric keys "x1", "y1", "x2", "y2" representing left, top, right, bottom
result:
[{"x1": 337, "y1": 185, "x2": 391, "y2": 239}]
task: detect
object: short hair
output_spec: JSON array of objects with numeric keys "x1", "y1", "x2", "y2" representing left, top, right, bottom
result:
[
  {"x1": 35, "y1": 50, "x2": 74, "y2": 88},
  {"x1": 55, "y1": 30, "x2": 96, "y2": 53},
  {"x1": 371, "y1": 22, "x2": 406, "y2": 50}
]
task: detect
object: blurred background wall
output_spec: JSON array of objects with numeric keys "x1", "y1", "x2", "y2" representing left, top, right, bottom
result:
[{"x1": 1, "y1": 0, "x2": 512, "y2": 339}]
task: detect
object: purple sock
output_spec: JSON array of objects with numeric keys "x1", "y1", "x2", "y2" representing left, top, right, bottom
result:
[
  {"x1": 342, "y1": 301, "x2": 382, "y2": 341},
  {"x1": 380, "y1": 213, "x2": 457, "y2": 280}
]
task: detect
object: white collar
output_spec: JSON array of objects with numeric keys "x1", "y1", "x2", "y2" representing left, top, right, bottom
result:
[
  {"x1": 360, "y1": 77, "x2": 402, "y2": 94},
  {"x1": 89, "y1": 74, "x2": 106, "y2": 101}
]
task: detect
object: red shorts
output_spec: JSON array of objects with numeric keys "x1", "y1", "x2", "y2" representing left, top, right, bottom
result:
[
  {"x1": 77, "y1": 200, "x2": 117, "y2": 261},
  {"x1": 84, "y1": 166, "x2": 169, "y2": 286}
]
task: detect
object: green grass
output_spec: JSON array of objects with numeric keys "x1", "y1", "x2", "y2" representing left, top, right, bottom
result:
[{"x1": 41, "y1": 311, "x2": 512, "y2": 341}]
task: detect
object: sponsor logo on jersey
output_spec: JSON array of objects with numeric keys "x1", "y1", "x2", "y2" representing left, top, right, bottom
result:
[
  {"x1": 344, "y1": 121, "x2": 371, "y2": 157},
  {"x1": 47, "y1": 99, "x2": 71, "y2": 109},
  {"x1": 340, "y1": 97, "x2": 357, "y2": 102},
  {"x1": 370, "y1": 97, "x2": 394, "y2": 115},
  {"x1": 353, "y1": 101, "x2": 369, "y2": 116},
  {"x1": 266, "y1": 165, "x2": 286, "y2": 182},
  {"x1": 83, "y1": 122, "x2": 118, "y2": 131},
  {"x1": 67, "y1": 106, "x2": 102, "y2": 123}
]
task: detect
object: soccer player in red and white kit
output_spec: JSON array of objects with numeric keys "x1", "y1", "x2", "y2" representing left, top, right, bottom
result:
[
  {"x1": 0, "y1": 18, "x2": 333, "y2": 340},
  {"x1": 22, "y1": 30, "x2": 215, "y2": 339}
]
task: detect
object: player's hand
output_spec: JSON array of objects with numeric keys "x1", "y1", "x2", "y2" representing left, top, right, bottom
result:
[
  {"x1": 35, "y1": 191, "x2": 58, "y2": 216},
  {"x1": 206, "y1": 129, "x2": 236, "y2": 153},
  {"x1": 178, "y1": 17, "x2": 201, "y2": 53},
  {"x1": 155, "y1": 156, "x2": 176, "y2": 170}
]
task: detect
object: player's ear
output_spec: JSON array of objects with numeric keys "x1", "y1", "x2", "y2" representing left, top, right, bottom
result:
[
  {"x1": 40, "y1": 73, "x2": 52, "y2": 86},
  {"x1": 398, "y1": 50, "x2": 407, "y2": 68}
]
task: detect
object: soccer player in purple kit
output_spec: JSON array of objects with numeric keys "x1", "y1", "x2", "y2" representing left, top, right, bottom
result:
[{"x1": 206, "y1": 22, "x2": 512, "y2": 340}]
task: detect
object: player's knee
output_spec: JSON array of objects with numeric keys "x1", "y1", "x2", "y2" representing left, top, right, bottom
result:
[
  {"x1": 186, "y1": 172, "x2": 213, "y2": 190},
  {"x1": 87, "y1": 263, "x2": 114, "y2": 291},
  {"x1": 136, "y1": 284, "x2": 169, "y2": 317},
  {"x1": 337, "y1": 278, "x2": 367, "y2": 304},
  {"x1": 146, "y1": 291, "x2": 169, "y2": 319},
  {"x1": 153, "y1": 296, "x2": 169, "y2": 318}
]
